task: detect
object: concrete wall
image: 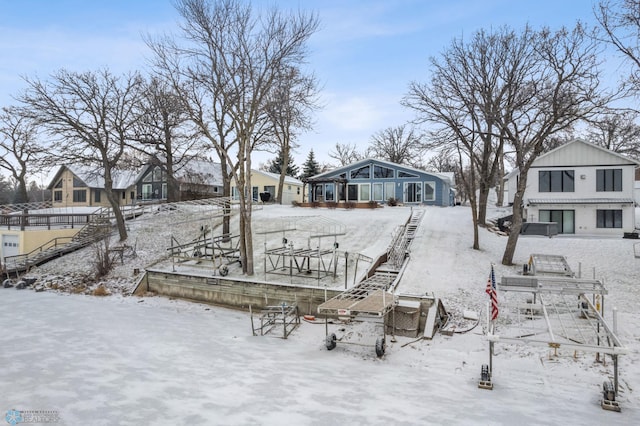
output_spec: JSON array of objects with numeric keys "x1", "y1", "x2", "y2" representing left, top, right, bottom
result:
[{"x1": 138, "y1": 269, "x2": 343, "y2": 316}]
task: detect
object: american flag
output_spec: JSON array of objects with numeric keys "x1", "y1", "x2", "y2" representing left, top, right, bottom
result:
[{"x1": 486, "y1": 264, "x2": 498, "y2": 321}]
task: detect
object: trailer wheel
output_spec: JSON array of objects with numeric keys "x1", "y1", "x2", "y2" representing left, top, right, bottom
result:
[
  {"x1": 326, "y1": 333, "x2": 337, "y2": 350},
  {"x1": 375, "y1": 336, "x2": 386, "y2": 357}
]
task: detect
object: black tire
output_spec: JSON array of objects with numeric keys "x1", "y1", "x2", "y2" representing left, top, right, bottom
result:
[
  {"x1": 326, "y1": 333, "x2": 337, "y2": 350},
  {"x1": 375, "y1": 336, "x2": 386, "y2": 357}
]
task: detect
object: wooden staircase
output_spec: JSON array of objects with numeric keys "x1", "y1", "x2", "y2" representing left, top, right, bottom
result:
[
  {"x1": 2, "y1": 209, "x2": 112, "y2": 277},
  {"x1": 386, "y1": 208, "x2": 425, "y2": 270}
]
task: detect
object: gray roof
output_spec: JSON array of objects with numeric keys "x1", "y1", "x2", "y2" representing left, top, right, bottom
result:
[
  {"x1": 67, "y1": 165, "x2": 139, "y2": 190},
  {"x1": 528, "y1": 198, "x2": 635, "y2": 205}
]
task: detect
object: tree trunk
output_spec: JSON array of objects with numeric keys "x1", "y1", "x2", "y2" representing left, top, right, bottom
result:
[
  {"x1": 221, "y1": 161, "x2": 231, "y2": 238},
  {"x1": 477, "y1": 183, "x2": 490, "y2": 226},
  {"x1": 244, "y1": 150, "x2": 254, "y2": 275},
  {"x1": 501, "y1": 175, "x2": 527, "y2": 265},
  {"x1": 105, "y1": 187, "x2": 127, "y2": 241}
]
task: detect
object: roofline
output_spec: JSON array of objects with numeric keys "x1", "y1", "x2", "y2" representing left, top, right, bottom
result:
[
  {"x1": 536, "y1": 138, "x2": 640, "y2": 166},
  {"x1": 308, "y1": 158, "x2": 453, "y2": 183}
]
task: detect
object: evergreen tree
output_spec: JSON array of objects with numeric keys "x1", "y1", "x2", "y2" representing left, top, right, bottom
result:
[
  {"x1": 300, "y1": 149, "x2": 320, "y2": 180},
  {"x1": 267, "y1": 150, "x2": 299, "y2": 177}
]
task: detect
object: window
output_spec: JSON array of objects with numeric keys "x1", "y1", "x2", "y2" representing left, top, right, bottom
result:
[
  {"x1": 597, "y1": 210, "x2": 622, "y2": 228},
  {"x1": 72, "y1": 189, "x2": 86, "y2": 203},
  {"x1": 347, "y1": 184, "x2": 358, "y2": 201},
  {"x1": 596, "y1": 169, "x2": 622, "y2": 192},
  {"x1": 153, "y1": 166, "x2": 162, "y2": 182},
  {"x1": 142, "y1": 184, "x2": 152, "y2": 200},
  {"x1": 539, "y1": 170, "x2": 574, "y2": 192},
  {"x1": 373, "y1": 165, "x2": 394, "y2": 178},
  {"x1": 350, "y1": 165, "x2": 370, "y2": 179},
  {"x1": 94, "y1": 190, "x2": 101, "y2": 203},
  {"x1": 384, "y1": 182, "x2": 395, "y2": 201},
  {"x1": 424, "y1": 181, "x2": 436, "y2": 201},
  {"x1": 539, "y1": 210, "x2": 575, "y2": 234},
  {"x1": 404, "y1": 182, "x2": 422, "y2": 203},
  {"x1": 314, "y1": 185, "x2": 323, "y2": 201},
  {"x1": 325, "y1": 184, "x2": 334, "y2": 201},
  {"x1": 162, "y1": 183, "x2": 167, "y2": 199},
  {"x1": 73, "y1": 176, "x2": 85, "y2": 187},
  {"x1": 122, "y1": 191, "x2": 126, "y2": 199},
  {"x1": 54, "y1": 180, "x2": 63, "y2": 188},
  {"x1": 54, "y1": 190, "x2": 62, "y2": 202},
  {"x1": 398, "y1": 170, "x2": 419, "y2": 178},
  {"x1": 373, "y1": 183, "x2": 384, "y2": 201},
  {"x1": 359, "y1": 184, "x2": 370, "y2": 201},
  {"x1": 142, "y1": 171, "x2": 152, "y2": 183}
]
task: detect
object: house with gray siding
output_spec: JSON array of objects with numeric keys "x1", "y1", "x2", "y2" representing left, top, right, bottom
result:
[{"x1": 305, "y1": 158, "x2": 455, "y2": 207}]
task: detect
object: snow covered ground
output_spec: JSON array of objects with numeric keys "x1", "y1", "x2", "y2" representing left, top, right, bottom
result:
[{"x1": 1, "y1": 203, "x2": 639, "y2": 425}]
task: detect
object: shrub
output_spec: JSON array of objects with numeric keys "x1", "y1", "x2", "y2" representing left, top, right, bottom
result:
[
  {"x1": 93, "y1": 237, "x2": 118, "y2": 278},
  {"x1": 291, "y1": 200, "x2": 300, "y2": 207},
  {"x1": 344, "y1": 201, "x2": 356, "y2": 210},
  {"x1": 326, "y1": 201, "x2": 338, "y2": 209},
  {"x1": 387, "y1": 197, "x2": 398, "y2": 206},
  {"x1": 310, "y1": 200, "x2": 320, "y2": 208},
  {"x1": 92, "y1": 285, "x2": 110, "y2": 296},
  {"x1": 368, "y1": 200, "x2": 378, "y2": 209}
]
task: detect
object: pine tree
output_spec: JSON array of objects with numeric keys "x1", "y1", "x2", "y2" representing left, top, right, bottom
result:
[
  {"x1": 300, "y1": 149, "x2": 320, "y2": 179},
  {"x1": 267, "y1": 150, "x2": 299, "y2": 177}
]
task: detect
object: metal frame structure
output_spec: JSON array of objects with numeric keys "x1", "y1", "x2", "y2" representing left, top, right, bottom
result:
[
  {"x1": 486, "y1": 274, "x2": 627, "y2": 409},
  {"x1": 250, "y1": 303, "x2": 300, "y2": 339}
]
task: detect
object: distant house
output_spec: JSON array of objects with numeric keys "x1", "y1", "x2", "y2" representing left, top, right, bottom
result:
[
  {"x1": 231, "y1": 170, "x2": 304, "y2": 204},
  {"x1": 505, "y1": 139, "x2": 639, "y2": 235},
  {"x1": 48, "y1": 160, "x2": 224, "y2": 207},
  {"x1": 48, "y1": 165, "x2": 138, "y2": 208},
  {"x1": 304, "y1": 158, "x2": 455, "y2": 207},
  {"x1": 135, "y1": 160, "x2": 223, "y2": 202}
]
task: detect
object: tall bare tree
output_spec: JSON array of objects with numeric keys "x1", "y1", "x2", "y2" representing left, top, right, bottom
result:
[
  {"x1": 328, "y1": 142, "x2": 364, "y2": 166},
  {"x1": 148, "y1": 0, "x2": 319, "y2": 275},
  {"x1": 586, "y1": 109, "x2": 640, "y2": 159},
  {"x1": 596, "y1": 0, "x2": 640, "y2": 91},
  {"x1": 0, "y1": 106, "x2": 45, "y2": 205},
  {"x1": 21, "y1": 69, "x2": 144, "y2": 241},
  {"x1": 405, "y1": 24, "x2": 609, "y2": 262},
  {"x1": 134, "y1": 76, "x2": 206, "y2": 202},
  {"x1": 404, "y1": 26, "x2": 518, "y2": 249},
  {"x1": 264, "y1": 66, "x2": 319, "y2": 204},
  {"x1": 368, "y1": 124, "x2": 426, "y2": 167}
]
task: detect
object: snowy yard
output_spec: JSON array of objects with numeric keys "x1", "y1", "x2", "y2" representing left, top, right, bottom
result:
[{"x1": 1, "y1": 204, "x2": 639, "y2": 425}]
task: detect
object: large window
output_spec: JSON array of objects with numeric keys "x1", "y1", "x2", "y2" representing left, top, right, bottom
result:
[
  {"x1": 596, "y1": 169, "x2": 622, "y2": 192},
  {"x1": 424, "y1": 181, "x2": 436, "y2": 201},
  {"x1": 325, "y1": 184, "x2": 334, "y2": 201},
  {"x1": 54, "y1": 180, "x2": 63, "y2": 188},
  {"x1": 373, "y1": 165, "x2": 394, "y2": 178},
  {"x1": 54, "y1": 190, "x2": 62, "y2": 202},
  {"x1": 359, "y1": 184, "x2": 370, "y2": 201},
  {"x1": 73, "y1": 176, "x2": 85, "y2": 187},
  {"x1": 539, "y1": 170, "x2": 574, "y2": 192},
  {"x1": 350, "y1": 165, "x2": 370, "y2": 179},
  {"x1": 404, "y1": 182, "x2": 422, "y2": 203},
  {"x1": 597, "y1": 210, "x2": 622, "y2": 228},
  {"x1": 398, "y1": 170, "x2": 419, "y2": 178},
  {"x1": 373, "y1": 183, "x2": 384, "y2": 201},
  {"x1": 142, "y1": 184, "x2": 153, "y2": 200},
  {"x1": 72, "y1": 189, "x2": 86, "y2": 203},
  {"x1": 385, "y1": 182, "x2": 395, "y2": 201},
  {"x1": 539, "y1": 210, "x2": 575, "y2": 234},
  {"x1": 94, "y1": 190, "x2": 101, "y2": 203},
  {"x1": 347, "y1": 184, "x2": 358, "y2": 201}
]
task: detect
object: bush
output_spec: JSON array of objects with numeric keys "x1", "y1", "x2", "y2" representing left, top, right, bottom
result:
[
  {"x1": 92, "y1": 285, "x2": 110, "y2": 296},
  {"x1": 387, "y1": 197, "x2": 398, "y2": 206},
  {"x1": 326, "y1": 201, "x2": 338, "y2": 209},
  {"x1": 344, "y1": 201, "x2": 356, "y2": 210},
  {"x1": 368, "y1": 200, "x2": 378, "y2": 209},
  {"x1": 310, "y1": 200, "x2": 320, "y2": 208},
  {"x1": 93, "y1": 237, "x2": 118, "y2": 278},
  {"x1": 291, "y1": 200, "x2": 300, "y2": 207}
]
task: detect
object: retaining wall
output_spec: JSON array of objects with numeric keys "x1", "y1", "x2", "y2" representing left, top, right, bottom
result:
[{"x1": 136, "y1": 269, "x2": 343, "y2": 316}]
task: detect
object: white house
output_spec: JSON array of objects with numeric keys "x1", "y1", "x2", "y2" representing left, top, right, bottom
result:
[{"x1": 506, "y1": 139, "x2": 639, "y2": 236}]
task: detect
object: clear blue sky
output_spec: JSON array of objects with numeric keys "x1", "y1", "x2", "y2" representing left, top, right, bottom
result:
[{"x1": 0, "y1": 0, "x2": 616, "y2": 169}]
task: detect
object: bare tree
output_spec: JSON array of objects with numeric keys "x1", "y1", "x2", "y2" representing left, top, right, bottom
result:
[
  {"x1": 328, "y1": 142, "x2": 364, "y2": 166},
  {"x1": 404, "y1": 27, "x2": 517, "y2": 249},
  {"x1": 133, "y1": 76, "x2": 207, "y2": 202},
  {"x1": 148, "y1": 0, "x2": 319, "y2": 275},
  {"x1": 368, "y1": 124, "x2": 426, "y2": 167},
  {"x1": 405, "y1": 24, "x2": 609, "y2": 262},
  {"x1": 0, "y1": 106, "x2": 45, "y2": 204},
  {"x1": 596, "y1": 0, "x2": 640, "y2": 91},
  {"x1": 264, "y1": 66, "x2": 320, "y2": 204},
  {"x1": 21, "y1": 69, "x2": 144, "y2": 241},
  {"x1": 498, "y1": 24, "x2": 609, "y2": 265},
  {"x1": 586, "y1": 109, "x2": 640, "y2": 159}
]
